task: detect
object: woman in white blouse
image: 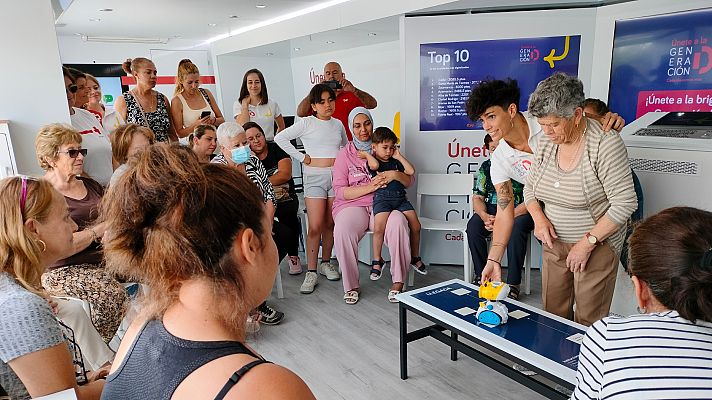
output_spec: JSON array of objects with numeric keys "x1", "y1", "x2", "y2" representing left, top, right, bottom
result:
[
  {"x1": 234, "y1": 69, "x2": 285, "y2": 141},
  {"x1": 170, "y1": 59, "x2": 224, "y2": 145}
]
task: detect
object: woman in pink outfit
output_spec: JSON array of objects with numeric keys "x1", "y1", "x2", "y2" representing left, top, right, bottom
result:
[{"x1": 332, "y1": 107, "x2": 412, "y2": 305}]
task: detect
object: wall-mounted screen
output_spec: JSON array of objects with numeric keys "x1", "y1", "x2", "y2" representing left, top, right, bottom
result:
[
  {"x1": 608, "y1": 8, "x2": 712, "y2": 124},
  {"x1": 419, "y1": 35, "x2": 581, "y2": 131}
]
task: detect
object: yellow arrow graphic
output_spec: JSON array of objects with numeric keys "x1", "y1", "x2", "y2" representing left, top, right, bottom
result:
[{"x1": 543, "y1": 36, "x2": 570, "y2": 68}]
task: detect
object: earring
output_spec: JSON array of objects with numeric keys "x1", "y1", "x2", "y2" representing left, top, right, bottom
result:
[
  {"x1": 37, "y1": 239, "x2": 46, "y2": 253},
  {"x1": 510, "y1": 118, "x2": 514, "y2": 128},
  {"x1": 636, "y1": 306, "x2": 647, "y2": 314}
]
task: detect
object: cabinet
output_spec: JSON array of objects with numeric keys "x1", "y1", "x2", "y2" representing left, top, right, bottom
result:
[{"x1": 0, "y1": 121, "x2": 18, "y2": 178}]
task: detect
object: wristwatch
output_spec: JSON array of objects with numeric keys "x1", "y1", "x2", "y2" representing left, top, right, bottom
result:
[{"x1": 585, "y1": 232, "x2": 600, "y2": 246}]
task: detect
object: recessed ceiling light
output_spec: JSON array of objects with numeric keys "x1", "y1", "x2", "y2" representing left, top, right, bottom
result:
[
  {"x1": 208, "y1": 23, "x2": 217, "y2": 27},
  {"x1": 368, "y1": 32, "x2": 377, "y2": 36},
  {"x1": 99, "y1": 8, "x2": 113, "y2": 12},
  {"x1": 326, "y1": 40, "x2": 335, "y2": 44},
  {"x1": 229, "y1": 15, "x2": 239, "y2": 18},
  {"x1": 256, "y1": 4, "x2": 267, "y2": 8},
  {"x1": 88, "y1": 18, "x2": 101, "y2": 22},
  {"x1": 294, "y1": 47, "x2": 301, "y2": 51},
  {"x1": 74, "y1": 32, "x2": 83, "y2": 36},
  {"x1": 265, "y1": 52, "x2": 274, "y2": 56},
  {"x1": 173, "y1": 34, "x2": 182, "y2": 38}
]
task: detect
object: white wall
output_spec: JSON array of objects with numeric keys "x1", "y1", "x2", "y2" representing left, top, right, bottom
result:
[
  {"x1": 401, "y1": 9, "x2": 598, "y2": 264},
  {"x1": 0, "y1": 1, "x2": 69, "y2": 175},
  {"x1": 215, "y1": 54, "x2": 297, "y2": 120},
  {"x1": 290, "y1": 40, "x2": 400, "y2": 129}
]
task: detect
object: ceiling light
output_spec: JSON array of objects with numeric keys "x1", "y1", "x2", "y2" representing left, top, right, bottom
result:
[
  {"x1": 99, "y1": 8, "x2": 113, "y2": 12},
  {"x1": 229, "y1": 15, "x2": 239, "y2": 18},
  {"x1": 326, "y1": 40, "x2": 335, "y2": 44},
  {"x1": 173, "y1": 35, "x2": 182, "y2": 38},
  {"x1": 368, "y1": 32, "x2": 377, "y2": 36},
  {"x1": 74, "y1": 32, "x2": 83, "y2": 36},
  {"x1": 206, "y1": 0, "x2": 352, "y2": 45},
  {"x1": 208, "y1": 23, "x2": 217, "y2": 27},
  {"x1": 88, "y1": 18, "x2": 101, "y2": 22},
  {"x1": 256, "y1": 4, "x2": 267, "y2": 8},
  {"x1": 265, "y1": 52, "x2": 274, "y2": 56},
  {"x1": 294, "y1": 47, "x2": 301, "y2": 51},
  {"x1": 81, "y1": 35, "x2": 168, "y2": 44}
]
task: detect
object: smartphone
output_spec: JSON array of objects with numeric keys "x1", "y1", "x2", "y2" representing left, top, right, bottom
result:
[
  {"x1": 200, "y1": 111, "x2": 212, "y2": 119},
  {"x1": 324, "y1": 80, "x2": 343, "y2": 90}
]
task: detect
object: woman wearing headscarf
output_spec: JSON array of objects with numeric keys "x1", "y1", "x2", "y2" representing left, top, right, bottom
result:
[{"x1": 331, "y1": 107, "x2": 413, "y2": 304}]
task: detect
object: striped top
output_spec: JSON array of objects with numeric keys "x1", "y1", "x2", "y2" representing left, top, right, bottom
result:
[
  {"x1": 572, "y1": 311, "x2": 712, "y2": 399},
  {"x1": 523, "y1": 118, "x2": 637, "y2": 255}
]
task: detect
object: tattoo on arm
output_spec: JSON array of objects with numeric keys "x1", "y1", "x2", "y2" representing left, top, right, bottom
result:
[{"x1": 496, "y1": 181, "x2": 513, "y2": 211}]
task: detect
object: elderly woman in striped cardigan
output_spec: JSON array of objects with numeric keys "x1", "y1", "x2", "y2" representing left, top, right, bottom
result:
[{"x1": 523, "y1": 73, "x2": 637, "y2": 326}]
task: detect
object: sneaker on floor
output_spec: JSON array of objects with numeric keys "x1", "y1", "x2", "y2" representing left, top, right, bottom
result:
[
  {"x1": 318, "y1": 261, "x2": 341, "y2": 281},
  {"x1": 257, "y1": 303, "x2": 285, "y2": 325},
  {"x1": 300, "y1": 271, "x2": 319, "y2": 294},
  {"x1": 287, "y1": 256, "x2": 303, "y2": 275},
  {"x1": 512, "y1": 363, "x2": 537, "y2": 376}
]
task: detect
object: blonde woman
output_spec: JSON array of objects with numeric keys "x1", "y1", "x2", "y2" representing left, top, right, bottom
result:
[
  {"x1": 171, "y1": 59, "x2": 224, "y2": 144},
  {"x1": 115, "y1": 57, "x2": 177, "y2": 142},
  {"x1": 0, "y1": 176, "x2": 104, "y2": 400},
  {"x1": 35, "y1": 124, "x2": 128, "y2": 342},
  {"x1": 83, "y1": 74, "x2": 124, "y2": 131}
]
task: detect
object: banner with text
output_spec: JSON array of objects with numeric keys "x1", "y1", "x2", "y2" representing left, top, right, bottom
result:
[
  {"x1": 609, "y1": 8, "x2": 712, "y2": 123},
  {"x1": 419, "y1": 35, "x2": 581, "y2": 131}
]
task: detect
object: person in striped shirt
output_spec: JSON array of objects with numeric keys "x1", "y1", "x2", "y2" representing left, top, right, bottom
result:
[
  {"x1": 572, "y1": 206, "x2": 712, "y2": 399},
  {"x1": 523, "y1": 73, "x2": 637, "y2": 326}
]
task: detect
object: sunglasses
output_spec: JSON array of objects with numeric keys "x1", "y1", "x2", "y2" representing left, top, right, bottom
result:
[
  {"x1": 66, "y1": 84, "x2": 78, "y2": 94},
  {"x1": 57, "y1": 148, "x2": 88, "y2": 158}
]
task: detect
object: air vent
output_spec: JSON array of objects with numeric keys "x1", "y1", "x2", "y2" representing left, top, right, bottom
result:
[{"x1": 629, "y1": 158, "x2": 699, "y2": 176}]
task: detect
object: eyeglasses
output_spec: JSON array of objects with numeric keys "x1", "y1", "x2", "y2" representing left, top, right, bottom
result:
[
  {"x1": 247, "y1": 132, "x2": 264, "y2": 142},
  {"x1": 57, "y1": 148, "x2": 88, "y2": 158},
  {"x1": 66, "y1": 84, "x2": 78, "y2": 94}
]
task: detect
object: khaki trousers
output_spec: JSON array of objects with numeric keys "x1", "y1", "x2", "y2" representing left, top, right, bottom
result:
[{"x1": 542, "y1": 240, "x2": 619, "y2": 326}]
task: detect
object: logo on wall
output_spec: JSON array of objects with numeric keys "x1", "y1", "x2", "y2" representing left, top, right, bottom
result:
[
  {"x1": 667, "y1": 38, "x2": 712, "y2": 81},
  {"x1": 519, "y1": 45, "x2": 540, "y2": 64}
]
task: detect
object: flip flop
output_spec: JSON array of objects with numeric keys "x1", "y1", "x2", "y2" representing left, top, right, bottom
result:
[
  {"x1": 344, "y1": 290, "x2": 360, "y2": 305},
  {"x1": 388, "y1": 290, "x2": 400, "y2": 303},
  {"x1": 370, "y1": 259, "x2": 384, "y2": 281}
]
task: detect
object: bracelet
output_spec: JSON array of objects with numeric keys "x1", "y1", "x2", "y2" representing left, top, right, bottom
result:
[
  {"x1": 487, "y1": 258, "x2": 501, "y2": 266},
  {"x1": 88, "y1": 228, "x2": 98, "y2": 243}
]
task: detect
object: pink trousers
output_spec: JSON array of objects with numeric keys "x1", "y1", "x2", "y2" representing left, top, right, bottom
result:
[{"x1": 333, "y1": 206, "x2": 411, "y2": 293}]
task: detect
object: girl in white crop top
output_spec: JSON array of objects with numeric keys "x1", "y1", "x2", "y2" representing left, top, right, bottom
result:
[
  {"x1": 275, "y1": 84, "x2": 347, "y2": 292},
  {"x1": 170, "y1": 59, "x2": 225, "y2": 145}
]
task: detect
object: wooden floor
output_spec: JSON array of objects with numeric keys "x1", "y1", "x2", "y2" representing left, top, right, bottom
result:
[{"x1": 248, "y1": 258, "x2": 549, "y2": 400}]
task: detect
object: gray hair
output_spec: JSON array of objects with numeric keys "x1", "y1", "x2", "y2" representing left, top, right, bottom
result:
[
  {"x1": 527, "y1": 73, "x2": 585, "y2": 119},
  {"x1": 215, "y1": 121, "x2": 244, "y2": 146}
]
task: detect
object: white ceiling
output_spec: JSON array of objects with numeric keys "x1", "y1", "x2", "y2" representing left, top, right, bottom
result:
[{"x1": 54, "y1": 0, "x2": 631, "y2": 55}]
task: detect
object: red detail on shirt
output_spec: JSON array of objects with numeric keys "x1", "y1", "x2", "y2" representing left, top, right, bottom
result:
[
  {"x1": 331, "y1": 91, "x2": 364, "y2": 141},
  {"x1": 78, "y1": 127, "x2": 102, "y2": 135}
]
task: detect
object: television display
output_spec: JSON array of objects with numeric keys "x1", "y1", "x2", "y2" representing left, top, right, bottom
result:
[{"x1": 608, "y1": 8, "x2": 712, "y2": 123}]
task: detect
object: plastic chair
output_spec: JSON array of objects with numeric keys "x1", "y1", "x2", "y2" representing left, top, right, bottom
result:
[{"x1": 408, "y1": 173, "x2": 476, "y2": 286}]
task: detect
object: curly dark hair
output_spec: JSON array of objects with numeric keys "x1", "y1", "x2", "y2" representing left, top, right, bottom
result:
[{"x1": 466, "y1": 78, "x2": 521, "y2": 121}]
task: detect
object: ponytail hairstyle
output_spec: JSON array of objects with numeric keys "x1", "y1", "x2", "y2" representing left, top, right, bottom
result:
[
  {"x1": 122, "y1": 57, "x2": 154, "y2": 75},
  {"x1": 188, "y1": 124, "x2": 216, "y2": 149},
  {"x1": 0, "y1": 177, "x2": 56, "y2": 294},
  {"x1": 628, "y1": 206, "x2": 712, "y2": 323},
  {"x1": 100, "y1": 143, "x2": 267, "y2": 335},
  {"x1": 174, "y1": 59, "x2": 200, "y2": 97}
]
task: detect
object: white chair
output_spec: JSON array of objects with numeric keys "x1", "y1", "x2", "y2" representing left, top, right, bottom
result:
[{"x1": 408, "y1": 173, "x2": 475, "y2": 286}]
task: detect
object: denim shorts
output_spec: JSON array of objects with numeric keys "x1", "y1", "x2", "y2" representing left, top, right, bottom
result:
[
  {"x1": 373, "y1": 189, "x2": 414, "y2": 215},
  {"x1": 303, "y1": 165, "x2": 334, "y2": 199}
]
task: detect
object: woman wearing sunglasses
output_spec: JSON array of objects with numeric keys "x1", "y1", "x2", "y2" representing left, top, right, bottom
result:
[
  {"x1": 63, "y1": 68, "x2": 113, "y2": 187},
  {"x1": 35, "y1": 123, "x2": 128, "y2": 347},
  {"x1": 0, "y1": 176, "x2": 105, "y2": 400}
]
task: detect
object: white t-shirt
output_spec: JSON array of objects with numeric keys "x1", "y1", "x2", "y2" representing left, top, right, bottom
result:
[
  {"x1": 274, "y1": 116, "x2": 347, "y2": 163},
  {"x1": 490, "y1": 111, "x2": 544, "y2": 186},
  {"x1": 233, "y1": 99, "x2": 282, "y2": 141},
  {"x1": 70, "y1": 107, "x2": 113, "y2": 186}
]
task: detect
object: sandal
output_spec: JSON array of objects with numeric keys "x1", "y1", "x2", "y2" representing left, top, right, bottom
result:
[
  {"x1": 411, "y1": 256, "x2": 428, "y2": 275},
  {"x1": 508, "y1": 284, "x2": 520, "y2": 301},
  {"x1": 388, "y1": 289, "x2": 401, "y2": 303},
  {"x1": 343, "y1": 290, "x2": 360, "y2": 305},
  {"x1": 370, "y1": 259, "x2": 384, "y2": 281}
]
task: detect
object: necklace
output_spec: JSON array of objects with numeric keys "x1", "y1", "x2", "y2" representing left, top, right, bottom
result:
[{"x1": 553, "y1": 122, "x2": 587, "y2": 189}]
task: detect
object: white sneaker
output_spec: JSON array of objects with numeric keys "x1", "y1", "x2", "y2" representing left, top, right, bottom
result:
[
  {"x1": 300, "y1": 271, "x2": 318, "y2": 294},
  {"x1": 318, "y1": 261, "x2": 341, "y2": 281}
]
